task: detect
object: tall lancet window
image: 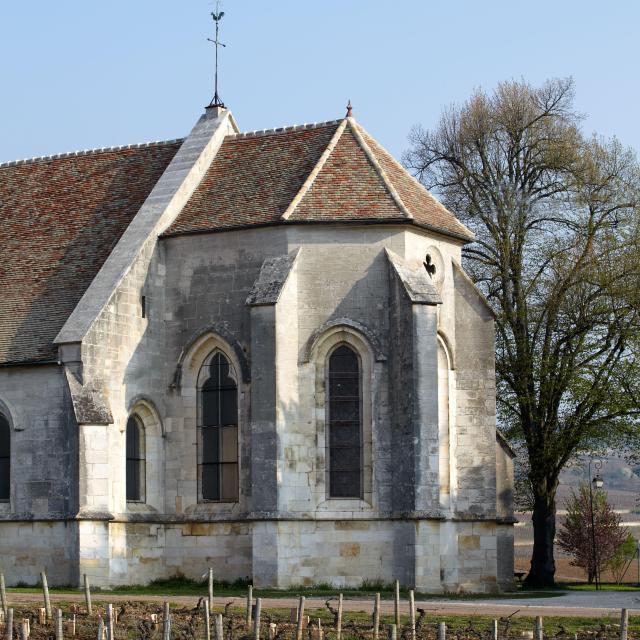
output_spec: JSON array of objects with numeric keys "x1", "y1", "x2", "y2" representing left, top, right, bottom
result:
[
  {"x1": 0, "y1": 414, "x2": 9, "y2": 501},
  {"x1": 126, "y1": 415, "x2": 145, "y2": 502},
  {"x1": 328, "y1": 345, "x2": 362, "y2": 498},
  {"x1": 198, "y1": 352, "x2": 239, "y2": 502}
]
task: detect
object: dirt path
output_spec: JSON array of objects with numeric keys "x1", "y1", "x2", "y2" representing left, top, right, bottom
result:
[{"x1": 5, "y1": 593, "x2": 638, "y2": 619}]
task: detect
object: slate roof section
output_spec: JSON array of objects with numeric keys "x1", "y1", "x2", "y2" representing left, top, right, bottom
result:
[
  {"x1": 164, "y1": 118, "x2": 473, "y2": 241},
  {"x1": 0, "y1": 141, "x2": 181, "y2": 365}
]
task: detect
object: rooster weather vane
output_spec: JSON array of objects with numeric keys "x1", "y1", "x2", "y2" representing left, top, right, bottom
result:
[{"x1": 208, "y1": 2, "x2": 226, "y2": 108}]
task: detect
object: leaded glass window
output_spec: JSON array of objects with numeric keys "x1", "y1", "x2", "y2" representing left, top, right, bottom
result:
[
  {"x1": 199, "y1": 352, "x2": 239, "y2": 502},
  {"x1": 328, "y1": 345, "x2": 362, "y2": 498},
  {"x1": 0, "y1": 414, "x2": 9, "y2": 501},
  {"x1": 126, "y1": 415, "x2": 145, "y2": 502}
]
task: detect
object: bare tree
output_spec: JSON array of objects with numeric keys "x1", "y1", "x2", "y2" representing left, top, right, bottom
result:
[{"x1": 404, "y1": 78, "x2": 640, "y2": 586}]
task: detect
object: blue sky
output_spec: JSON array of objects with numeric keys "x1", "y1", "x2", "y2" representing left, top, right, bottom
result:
[{"x1": 1, "y1": 1, "x2": 638, "y2": 164}]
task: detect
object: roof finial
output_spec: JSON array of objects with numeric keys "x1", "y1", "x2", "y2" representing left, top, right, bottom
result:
[
  {"x1": 346, "y1": 100, "x2": 353, "y2": 118},
  {"x1": 207, "y1": 2, "x2": 226, "y2": 108}
]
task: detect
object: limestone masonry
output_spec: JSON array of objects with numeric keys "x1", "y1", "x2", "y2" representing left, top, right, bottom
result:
[{"x1": 0, "y1": 105, "x2": 514, "y2": 591}]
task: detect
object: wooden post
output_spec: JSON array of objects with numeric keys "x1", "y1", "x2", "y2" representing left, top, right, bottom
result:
[
  {"x1": 106, "y1": 605, "x2": 114, "y2": 640},
  {"x1": 246, "y1": 585, "x2": 253, "y2": 627},
  {"x1": 438, "y1": 622, "x2": 446, "y2": 640},
  {"x1": 253, "y1": 598, "x2": 262, "y2": 640},
  {"x1": 55, "y1": 609, "x2": 63, "y2": 640},
  {"x1": 97, "y1": 618, "x2": 104, "y2": 640},
  {"x1": 387, "y1": 624, "x2": 397, "y2": 640},
  {"x1": 620, "y1": 609, "x2": 629, "y2": 640},
  {"x1": 296, "y1": 596, "x2": 306, "y2": 640},
  {"x1": 373, "y1": 593, "x2": 380, "y2": 640},
  {"x1": 41, "y1": 571, "x2": 52, "y2": 620},
  {"x1": 394, "y1": 580, "x2": 400, "y2": 629},
  {"x1": 336, "y1": 594, "x2": 343, "y2": 640},
  {"x1": 20, "y1": 620, "x2": 28, "y2": 640},
  {"x1": 268, "y1": 624, "x2": 277, "y2": 640},
  {"x1": 215, "y1": 615, "x2": 223, "y2": 640},
  {"x1": 163, "y1": 603, "x2": 171, "y2": 640},
  {"x1": 535, "y1": 617, "x2": 543, "y2": 640},
  {"x1": 0, "y1": 573, "x2": 7, "y2": 616},
  {"x1": 492, "y1": 620, "x2": 498, "y2": 640},
  {"x1": 409, "y1": 590, "x2": 416, "y2": 640},
  {"x1": 83, "y1": 575, "x2": 92, "y2": 616},
  {"x1": 5, "y1": 608, "x2": 13, "y2": 640},
  {"x1": 204, "y1": 600, "x2": 211, "y2": 640},
  {"x1": 208, "y1": 568, "x2": 214, "y2": 613},
  {"x1": 38, "y1": 609, "x2": 47, "y2": 626}
]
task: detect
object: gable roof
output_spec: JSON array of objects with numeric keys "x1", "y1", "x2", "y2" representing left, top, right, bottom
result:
[
  {"x1": 164, "y1": 118, "x2": 473, "y2": 241},
  {"x1": 0, "y1": 141, "x2": 181, "y2": 365}
]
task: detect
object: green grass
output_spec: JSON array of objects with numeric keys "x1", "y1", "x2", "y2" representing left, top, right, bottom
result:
[
  {"x1": 561, "y1": 582, "x2": 640, "y2": 591},
  {"x1": 7, "y1": 576, "x2": 560, "y2": 600}
]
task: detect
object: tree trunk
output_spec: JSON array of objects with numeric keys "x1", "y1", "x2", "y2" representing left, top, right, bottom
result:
[{"x1": 524, "y1": 490, "x2": 557, "y2": 587}]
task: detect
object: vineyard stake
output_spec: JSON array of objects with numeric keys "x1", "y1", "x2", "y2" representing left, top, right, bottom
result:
[
  {"x1": 106, "y1": 605, "x2": 114, "y2": 640},
  {"x1": 492, "y1": 619, "x2": 498, "y2": 640},
  {"x1": 409, "y1": 590, "x2": 416, "y2": 640},
  {"x1": 387, "y1": 624, "x2": 397, "y2": 640},
  {"x1": 208, "y1": 568, "x2": 214, "y2": 613},
  {"x1": 535, "y1": 616, "x2": 543, "y2": 640},
  {"x1": 438, "y1": 622, "x2": 446, "y2": 640},
  {"x1": 621, "y1": 609, "x2": 628, "y2": 640},
  {"x1": 336, "y1": 594, "x2": 343, "y2": 640},
  {"x1": 0, "y1": 573, "x2": 7, "y2": 616},
  {"x1": 97, "y1": 618, "x2": 104, "y2": 640},
  {"x1": 204, "y1": 599, "x2": 211, "y2": 640},
  {"x1": 83, "y1": 575, "x2": 92, "y2": 616},
  {"x1": 41, "y1": 571, "x2": 52, "y2": 620},
  {"x1": 215, "y1": 614, "x2": 223, "y2": 640},
  {"x1": 394, "y1": 580, "x2": 400, "y2": 629},
  {"x1": 246, "y1": 585, "x2": 253, "y2": 627},
  {"x1": 55, "y1": 608, "x2": 63, "y2": 640},
  {"x1": 253, "y1": 598, "x2": 262, "y2": 640},
  {"x1": 6, "y1": 608, "x2": 13, "y2": 640},
  {"x1": 296, "y1": 596, "x2": 306, "y2": 640},
  {"x1": 373, "y1": 593, "x2": 380, "y2": 640},
  {"x1": 20, "y1": 620, "x2": 28, "y2": 640},
  {"x1": 163, "y1": 603, "x2": 171, "y2": 640}
]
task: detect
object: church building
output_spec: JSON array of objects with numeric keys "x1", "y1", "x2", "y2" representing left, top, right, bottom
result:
[{"x1": 0, "y1": 102, "x2": 515, "y2": 591}]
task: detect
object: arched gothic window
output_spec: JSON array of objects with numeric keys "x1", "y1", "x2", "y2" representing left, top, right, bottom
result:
[
  {"x1": 126, "y1": 415, "x2": 145, "y2": 502},
  {"x1": 198, "y1": 351, "x2": 239, "y2": 502},
  {"x1": 327, "y1": 345, "x2": 362, "y2": 498},
  {"x1": 0, "y1": 414, "x2": 10, "y2": 502}
]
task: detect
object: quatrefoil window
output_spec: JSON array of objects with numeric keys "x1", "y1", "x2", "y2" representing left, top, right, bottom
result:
[{"x1": 424, "y1": 254, "x2": 436, "y2": 278}]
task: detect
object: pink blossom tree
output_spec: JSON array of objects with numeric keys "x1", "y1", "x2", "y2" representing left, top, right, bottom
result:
[{"x1": 557, "y1": 483, "x2": 628, "y2": 583}]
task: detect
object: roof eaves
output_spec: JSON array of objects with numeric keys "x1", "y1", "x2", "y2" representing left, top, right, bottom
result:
[
  {"x1": 281, "y1": 119, "x2": 348, "y2": 220},
  {"x1": 348, "y1": 118, "x2": 413, "y2": 220},
  {"x1": 356, "y1": 126, "x2": 475, "y2": 242}
]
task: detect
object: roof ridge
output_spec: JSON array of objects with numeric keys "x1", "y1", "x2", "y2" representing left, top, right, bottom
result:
[
  {"x1": 0, "y1": 138, "x2": 185, "y2": 169},
  {"x1": 356, "y1": 124, "x2": 464, "y2": 223},
  {"x1": 347, "y1": 118, "x2": 413, "y2": 220},
  {"x1": 228, "y1": 119, "x2": 343, "y2": 140},
  {"x1": 280, "y1": 119, "x2": 348, "y2": 220}
]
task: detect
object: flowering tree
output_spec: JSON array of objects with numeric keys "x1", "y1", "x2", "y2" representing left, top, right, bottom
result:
[{"x1": 557, "y1": 483, "x2": 628, "y2": 583}]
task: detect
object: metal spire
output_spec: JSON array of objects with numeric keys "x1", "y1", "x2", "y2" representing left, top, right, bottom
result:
[{"x1": 208, "y1": 2, "x2": 226, "y2": 108}]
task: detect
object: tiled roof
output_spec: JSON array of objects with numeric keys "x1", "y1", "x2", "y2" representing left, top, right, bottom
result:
[
  {"x1": 166, "y1": 122, "x2": 342, "y2": 234},
  {"x1": 0, "y1": 141, "x2": 181, "y2": 365},
  {"x1": 165, "y1": 118, "x2": 473, "y2": 241}
]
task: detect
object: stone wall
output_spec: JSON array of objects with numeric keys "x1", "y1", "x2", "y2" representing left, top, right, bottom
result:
[{"x1": 0, "y1": 221, "x2": 513, "y2": 591}]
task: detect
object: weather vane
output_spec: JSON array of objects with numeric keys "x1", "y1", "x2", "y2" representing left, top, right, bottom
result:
[{"x1": 208, "y1": 1, "x2": 226, "y2": 108}]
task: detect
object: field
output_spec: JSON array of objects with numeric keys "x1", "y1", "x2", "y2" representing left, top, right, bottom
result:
[{"x1": 1, "y1": 598, "x2": 638, "y2": 640}]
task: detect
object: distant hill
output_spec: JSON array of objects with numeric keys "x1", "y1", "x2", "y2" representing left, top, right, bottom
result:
[{"x1": 556, "y1": 455, "x2": 640, "y2": 512}]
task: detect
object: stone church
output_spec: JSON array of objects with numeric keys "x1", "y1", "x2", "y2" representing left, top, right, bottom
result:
[{"x1": 0, "y1": 102, "x2": 515, "y2": 591}]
